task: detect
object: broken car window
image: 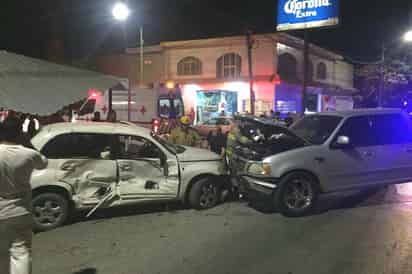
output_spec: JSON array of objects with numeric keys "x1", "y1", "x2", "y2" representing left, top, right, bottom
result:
[{"x1": 117, "y1": 135, "x2": 162, "y2": 160}]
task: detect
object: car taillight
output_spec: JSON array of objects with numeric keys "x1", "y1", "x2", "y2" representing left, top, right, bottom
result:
[{"x1": 152, "y1": 119, "x2": 160, "y2": 134}]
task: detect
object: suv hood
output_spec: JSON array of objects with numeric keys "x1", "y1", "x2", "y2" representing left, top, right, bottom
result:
[
  {"x1": 234, "y1": 132, "x2": 307, "y2": 161},
  {"x1": 177, "y1": 146, "x2": 221, "y2": 162}
]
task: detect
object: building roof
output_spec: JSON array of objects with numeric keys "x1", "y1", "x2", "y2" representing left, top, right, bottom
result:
[
  {"x1": 126, "y1": 33, "x2": 346, "y2": 62},
  {"x1": 275, "y1": 33, "x2": 344, "y2": 61},
  {"x1": 0, "y1": 51, "x2": 120, "y2": 115},
  {"x1": 126, "y1": 45, "x2": 163, "y2": 55}
]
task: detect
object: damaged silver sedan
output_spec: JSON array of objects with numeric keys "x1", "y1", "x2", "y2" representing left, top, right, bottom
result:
[{"x1": 30, "y1": 122, "x2": 225, "y2": 231}]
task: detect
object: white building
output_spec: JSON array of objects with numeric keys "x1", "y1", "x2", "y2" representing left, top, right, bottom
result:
[{"x1": 97, "y1": 33, "x2": 355, "y2": 122}]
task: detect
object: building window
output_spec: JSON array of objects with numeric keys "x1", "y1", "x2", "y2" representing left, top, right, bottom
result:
[
  {"x1": 177, "y1": 57, "x2": 202, "y2": 76},
  {"x1": 217, "y1": 53, "x2": 242, "y2": 79},
  {"x1": 278, "y1": 53, "x2": 298, "y2": 81},
  {"x1": 308, "y1": 61, "x2": 314, "y2": 82},
  {"x1": 317, "y1": 62, "x2": 327, "y2": 80}
]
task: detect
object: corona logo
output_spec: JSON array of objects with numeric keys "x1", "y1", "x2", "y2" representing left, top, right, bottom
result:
[{"x1": 284, "y1": 0, "x2": 331, "y2": 18}]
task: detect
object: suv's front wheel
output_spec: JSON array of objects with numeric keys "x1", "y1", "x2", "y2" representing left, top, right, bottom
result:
[
  {"x1": 32, "y1": 192, "x2": 70, "y2": 231},
  {"x1": 274, "y1": 172, "x2": 319, "y2": 217}
]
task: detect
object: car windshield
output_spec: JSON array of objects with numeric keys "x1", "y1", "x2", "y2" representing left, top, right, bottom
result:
[{"x1": 290, "y1": 115, "x2": 343, "y2": 145}]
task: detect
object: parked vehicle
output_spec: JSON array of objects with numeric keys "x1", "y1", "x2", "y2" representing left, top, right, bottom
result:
[
  {"x1": 75, "y1": 81, "x2": 184, "y2": 132},
  {"x1": 194, "y1": 117, "x2": 234, "y2": 137},
  {"x1": 30, "y1": 122, "x2": 224, "y2": 231},
  {"x1": 229, "y1": 109, "x2": 412, "y2": 217}
]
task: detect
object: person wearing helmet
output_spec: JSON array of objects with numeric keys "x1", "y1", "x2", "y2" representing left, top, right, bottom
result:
[
  {"x1": 168, "y1": 116, "x2": 200, "y2": 146},
  {"x1": 180, "y1": 115, "x2": 190, "y2": 125}
]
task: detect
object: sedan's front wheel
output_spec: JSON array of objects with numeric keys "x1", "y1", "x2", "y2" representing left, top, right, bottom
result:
[
  {"x1": 274, "y1": 172, "x2": 319, "y2": 217},
  {"x1": 32, "y1": 192, "x2": 70, "y2": 231}
]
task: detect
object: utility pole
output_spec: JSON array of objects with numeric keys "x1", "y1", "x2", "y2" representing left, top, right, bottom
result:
[
  {"x1": 128, "y1": 26, "x2": 144, "y2": 122},
  {"x1": 246, "y1": 30, "x2": 255, "y2": 115},
  {"x1": 108, "y1": 88, "x2": 113, "y2": 114},
  {"x1": 378, "y1": 42, "x2": 386, "y2": 108},
  {"x1": 301, "y1": 30, "x2": 310, "y2": 116},
  {"x1": 140, "y1": 26, "x2": 144, "y2": 87}
]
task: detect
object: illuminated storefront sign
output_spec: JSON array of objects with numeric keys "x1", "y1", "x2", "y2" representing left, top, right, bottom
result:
[{"x1": 277, "y1": 0, "x2": 339, "y2": 31}]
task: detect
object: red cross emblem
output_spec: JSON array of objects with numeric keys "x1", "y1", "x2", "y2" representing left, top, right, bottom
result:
[
  {"x1": 102, "y1": 105, "x2": 108, "y2": 114},
  {"x1": 140, "y1": 106, "x2": 147, "y2": 115}
]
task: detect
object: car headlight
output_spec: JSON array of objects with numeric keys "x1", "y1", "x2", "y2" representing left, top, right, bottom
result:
[{"x1": 247, "y1": 163, "x2": 272, "y2": 176}]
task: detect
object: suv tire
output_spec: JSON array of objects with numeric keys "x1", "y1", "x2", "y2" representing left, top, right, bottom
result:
[
  {"x1": 32, "y1": 192, "x2": 70, "y2": 231},
  {"x1": 189, "y1": 177, "x2": 220, "y2": 210},
  {"x1": 274, "y1": 172, "x2": 319, "y2": 217}
]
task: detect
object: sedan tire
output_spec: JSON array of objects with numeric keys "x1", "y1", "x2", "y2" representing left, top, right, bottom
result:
[
  {"x1": 189, "y1": 177, "x2": 221, "y2": 210},
  {"x1": 32, "y1": 192, "x2": 70, "y2": 232},
  {"x1": 274, "y1": 172, "x2": 319, "y2": 217}
]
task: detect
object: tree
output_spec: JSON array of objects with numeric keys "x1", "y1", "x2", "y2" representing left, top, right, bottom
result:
[{"x1": 355, "y1": 45, "x2": 412, "y2": 107}]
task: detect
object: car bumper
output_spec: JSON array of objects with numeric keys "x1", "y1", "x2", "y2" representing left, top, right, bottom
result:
[{"x1": 237, "y1": 175, "x2": 279, "y2": 198}]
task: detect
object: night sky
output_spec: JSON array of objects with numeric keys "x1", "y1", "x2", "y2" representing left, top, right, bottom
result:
[{"x1": 1, "y1": 0, "x2": 411, "y2": 62}]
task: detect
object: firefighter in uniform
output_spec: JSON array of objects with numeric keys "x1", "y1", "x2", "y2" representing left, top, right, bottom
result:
[
  {"x1": 168, "y1": 116, "x2": 200, "y2": 147},
  {"x1": 226, "y1": 117, "x2": 251, "y2": 163}
]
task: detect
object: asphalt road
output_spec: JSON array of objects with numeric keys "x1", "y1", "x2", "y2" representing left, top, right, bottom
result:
[{"x1": 33, "y1": 185, "x2": 412, "y2": 274}]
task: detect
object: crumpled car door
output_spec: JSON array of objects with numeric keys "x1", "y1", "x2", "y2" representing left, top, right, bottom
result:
[
  {"x1": 116, "y1": 134, "x2": 179, "y2": 200},
  {"x1": 56, "y1": 159, "x2": 118, "y2": 207},
  {"x1": 118, "y1": 158, "x2": 171, "y2": 200}
]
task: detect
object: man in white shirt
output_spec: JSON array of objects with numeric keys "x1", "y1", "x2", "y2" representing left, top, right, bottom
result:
[{"x1": 0, "y1": 116, "x2": 48, "y2": 274}]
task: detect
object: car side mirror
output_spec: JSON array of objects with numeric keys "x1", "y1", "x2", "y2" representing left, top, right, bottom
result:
[{"x1": 332, "y1": 136, "x2": 351, "y2": 149}]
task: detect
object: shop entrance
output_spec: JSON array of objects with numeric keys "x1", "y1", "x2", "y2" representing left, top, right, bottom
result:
[{"x1": 196, "y1": 90, "x2": 238, "y2": 123}]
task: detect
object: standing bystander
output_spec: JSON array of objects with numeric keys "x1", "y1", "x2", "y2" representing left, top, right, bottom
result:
[
  {"x1": 207, "y1": 127, "x2": 227, "y2": 156},
  {"x1": 0, "y1": 116, "x2": 48, "y2": 274}
]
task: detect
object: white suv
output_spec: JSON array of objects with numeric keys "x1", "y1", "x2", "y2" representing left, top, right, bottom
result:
[
  {"x1": 232, "y1": 109, "x2": 412, "y2": 216},
  {"x1": 31, "y1": 122, "x2": 224, "y2": 231}
]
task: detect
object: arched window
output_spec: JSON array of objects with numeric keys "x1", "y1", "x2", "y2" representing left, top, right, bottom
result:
[
  {"x1": 177, "y1": 57, "x2": 202, "y2": 75},
  {"x1": 278, "y1": 53, "x2": 298, "y2": 81},
  {"x1": 217, "y1": 53, "x2": 242, "y2": 79},
  {"x1": 317, "y1": 62, "x2": 327, "y2": 80}
]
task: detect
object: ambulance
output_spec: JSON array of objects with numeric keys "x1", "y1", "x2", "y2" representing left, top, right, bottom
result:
[{"x1": 74, "y1": 80, "x2": 185, "y2": 133}]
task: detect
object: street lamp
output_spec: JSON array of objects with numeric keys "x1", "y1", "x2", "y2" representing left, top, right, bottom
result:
[
  {"x1": 112, "y1": 2, "x2": 130, "y2": 21},
  {"x1": 404, "y1": 30, "x2": 412, "y2": 42},
  {"x1": 111, "y1": 2, "x2": 144, "y2": 122}
]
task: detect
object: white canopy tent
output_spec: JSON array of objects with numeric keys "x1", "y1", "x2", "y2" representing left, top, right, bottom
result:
[{"x1": 0, "y1": 51, "x2": 120, "y2": 115}]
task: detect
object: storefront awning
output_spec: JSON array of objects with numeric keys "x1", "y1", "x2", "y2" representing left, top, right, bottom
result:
[{"x1": 0, "y1": 51, "x2": 120, "y2": 115}]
